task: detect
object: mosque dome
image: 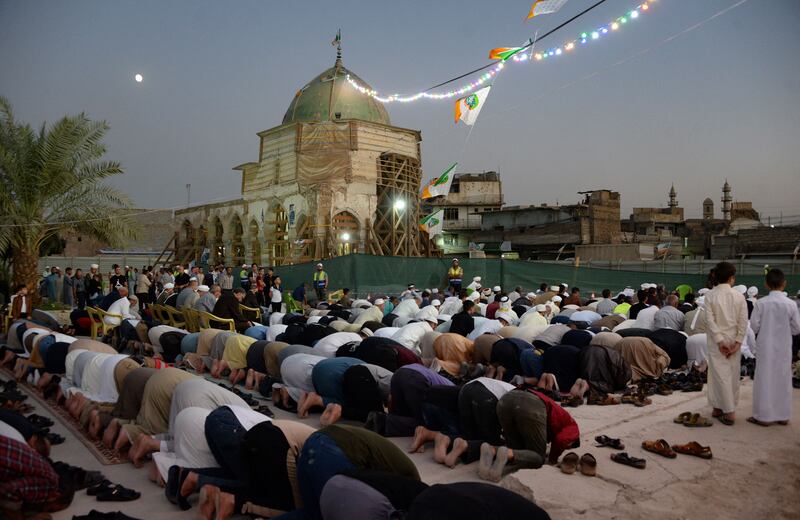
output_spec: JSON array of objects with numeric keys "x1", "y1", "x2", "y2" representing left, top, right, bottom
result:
[{"x1": 282, "y1": 57, "x2": 390, "y2": 126}]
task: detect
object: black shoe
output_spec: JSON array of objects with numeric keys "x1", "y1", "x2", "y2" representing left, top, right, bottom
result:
[
  {"x1": 96, "y1": 484, "x2": 141, "y2": 502},
  {"x1": 27, "y1": 413, "x2": 54, "y2": 428}
]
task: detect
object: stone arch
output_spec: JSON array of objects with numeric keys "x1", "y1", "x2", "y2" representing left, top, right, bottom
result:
[
  {"x1": 210, "y1": 215, "x2": 225, "y2": 265},
  {"x1": 248, "y1": 219, "x2": 262, "y2": 265},
  {"x1": 266, "y1": 203, "x2": 289, "y2": 266},
  {"x1": 229, "y1": 213, "x2": 245, "y2": 267},
  {"x1": 331, "y1": 210, "x2": 360, "y2": 256}
]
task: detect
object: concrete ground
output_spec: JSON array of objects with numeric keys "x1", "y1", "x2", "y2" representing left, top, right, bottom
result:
[{"x1": 17, "y1": 378, "x2": 798, "y2": 520}]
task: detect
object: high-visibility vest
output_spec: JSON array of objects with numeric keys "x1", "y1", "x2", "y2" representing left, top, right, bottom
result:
[
  {"x1": 313, "y1": 270, "x2": 328, "y2": 288},
  {"x1": 448, "y1": 267, "x2": 463, "y2": 283}
]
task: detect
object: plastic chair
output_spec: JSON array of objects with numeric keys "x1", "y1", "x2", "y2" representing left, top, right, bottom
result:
[
  {"x1": 199, "y1": 311, "x2": 235, "y2": 332},
  {"x1": 240, "y1": 304, "x2": 262, "y2": 322}
]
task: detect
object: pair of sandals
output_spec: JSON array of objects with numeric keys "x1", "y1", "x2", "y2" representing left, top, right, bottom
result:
[
  {"x1": 611, "y1": 452, "x2": 646, "y2": 469},
  {"x1": 674, "y1": 412, "x2": 713, "y2": 427},
  {"x1": 87, "y1": 480, "x2": 141, "y2": 502},
  {"x1": 643, "y1": 439, "x2": 713, "y2": 460},
  {"x1": 560, "y1": 452, "x2": 596, "y2": 476},
  {"x1": 595, "y1": 435, "x2": 624, "y2": 450}
]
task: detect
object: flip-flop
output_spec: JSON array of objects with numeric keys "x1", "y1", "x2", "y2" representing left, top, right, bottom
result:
[
  {"x1": 671, "y1": 442, "x2": 712, "y2": 459},
  {"x1": 594, "y1": 435, "x2": 624, "y2": 450},
  {"x1": 715, "y1": 414, "x2": 734, "y2": 426},
  {"x1": 559, "y1": 452, "x2": 579, "y2": 474},
  {"x1": 579, "y1": 453, "x2": 597, "y2": 476},
  {"x1": 642, "y1": 439, "x2": 677, "y2": 459},
  {"x1": 610, "y1": 452, "x2": 646, "y2": 469},
  {"x1": 674, "y1": 412, "x2": 693, "y2": 424},
  {"x1": 746, "y1": 417, "x2": 770, "y2": 427},
  {"x1": 684, "y1": 413, "x2": 713, "y2": 428}
]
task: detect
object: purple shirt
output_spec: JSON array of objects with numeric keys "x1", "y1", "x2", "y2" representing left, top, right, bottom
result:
[{"x1": 399, "y1": 363, "x2": 455, "y2": 387}]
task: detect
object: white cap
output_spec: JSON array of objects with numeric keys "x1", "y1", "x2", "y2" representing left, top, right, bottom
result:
[
  {"x1": 493, "y1": 286, "x2": 501, "y2": 292},
  {"x1": 526, "y1": 292, "x2": 536, "y2": 299},
  {"x1": 431, "y1": 299, "x2": 441, "y2": 306},
  {"x1": 128, "y1": 294, "x2": 138, "y2": 301},
  {"x1": 468, "y1": 291, "x2": 480, "y2": 302},
  {"x1": 90, "y1": 263, "x2": 99, "y2": 269},
  {"x1": 696, "y1": 296, "x2": 705, "y2": 305},
  {"x1": 452, "y1": 258, "x2": 459, "y2": 263},
  {"x1": 317, "y1": 263, "x2": 323, "y2": 268},
  {"x1": 496, "y1": 311, "x2": 514, "y2": 324},
  {"x1": 432, "y1": 288, "x2": 439, "y2": 294},
  {"x1": 418, "y1": 306, "x2": 440, "y2": 323},
  {"x1": 535, "y1": 304, "x2": 547, "y2": 312},
  {"x1": 163, "y1": 282, "x2": 174, "y2": 290},
  {"x1": 407, "y1": 284, "x2": 415, "y2": 289},
  {"x1": 564, "y1": 304, "x2": 580, "y2": 310},
  {"x1": 733, "y1": 285, "x2": 747, "y2": 294},
  {"x1": 189, "y1": 277, "x2": 198, "y2": 282},
  {"x1": 198, "y1": 285, "x2": 209, "y2": 292},
  {"x1": 360, "y1": 328, "x2": 374, "y2": 337},
  {"x1": 552, "y1": 295, "x2": 562, "y2": 303},
  {"x1": 500, "y1": 296, "x2": 509, "y2": 303},
  {"x1": 242, "y1": 264, "x2": 249, "y2": 268},
  {"x1": 550, "y1": 285, "x2": 560, "y2": 291},
  {"x1": 747, "y1": 286, "x2": 758, "y2": 297},
  {"x1": 473, "y1": 276, "x2": 481, "y2": 282},
  {"x1": 698, "y1": 288, "x2": 710, "y2": 295},
  {"x1": 482, "y1": 288, "x2": 492, "y2": 296},
  {"x1": 373, "y1": 298, "x2": 385, "y2": 306}
]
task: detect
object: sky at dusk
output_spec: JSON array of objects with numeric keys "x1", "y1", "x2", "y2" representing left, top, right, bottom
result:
[{"x1": 1, "y1": 0, "x2": 799, "y2": 220}]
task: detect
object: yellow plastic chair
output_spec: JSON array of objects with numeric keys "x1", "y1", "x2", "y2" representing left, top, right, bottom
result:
[
  {"x1": 182, "y1": 308, "x2": 200, "y2": 332},
  {"x1": 240, "y1": 304, "x2": 262, "y2": 322},
  {"x1": 162, "y1": 305, "x2": 186, "y2": 329},
  {"x1": 86, "y1": 307, "x2": 123, "y2": 340},
  {"x1": 199, "y1": 311, "x2": 235, "y2": 332}
]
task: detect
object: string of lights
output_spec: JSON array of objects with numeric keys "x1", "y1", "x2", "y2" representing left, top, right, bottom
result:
[{"x1": 346, "y1": 0, "x2": 659, "y2": 103}]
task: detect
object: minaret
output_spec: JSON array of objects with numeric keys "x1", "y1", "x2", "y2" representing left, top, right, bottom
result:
[
  {"x1": 722, "y1": 180, "x2": 732, "y2": 221},
  {"x1": 668, "y1": 184, "x2": 678, "y2": 209}
]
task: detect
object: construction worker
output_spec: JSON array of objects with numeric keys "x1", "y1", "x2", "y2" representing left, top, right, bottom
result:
[
  {"x1": 448, "y1": 258, "x2": 464, "y2": 294},
  {"x1": 313, "y1": 263, "x2": 329, "y2": 302}
]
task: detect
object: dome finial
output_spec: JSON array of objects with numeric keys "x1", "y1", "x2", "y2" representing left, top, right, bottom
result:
[{"x1": 332, "y1": 29, "x2": 342, "y2": 67}]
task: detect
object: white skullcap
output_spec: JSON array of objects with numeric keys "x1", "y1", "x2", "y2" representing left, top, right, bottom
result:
[
  {"x1": 198, "y1": 285, "x2": 209, "y2": 292},
  {"x1": 468, "y1": 291, "x2": 480, "y2": 302},
  {"x1": 535, "y1": 304, "x2": 547, "y2": 312},
  {"x1": 562, "y1": 282, "x2": 568, "y2": 287},
  {"x1": 317, "y1": 263, "x2": 323, "y2": 267},
  {"x1": 360, "y1": 328, "x2": 374, "y2": 337},
  {"x1": 482, "y1": 288, "x2": 492, "y2": 296},
  {"x1": 128, "y1": 294, "x2": 138, "y2": 301},
  {"x1": 496, "y1": 311, "x2": 514, "y2": 324},
  {"x1": 623, "y1": 288, "x2": 635, "y2": 297},
  {"x1": 242, "y1": 264, "x2": 248, "y2": 268},
  {"x1": 163, "y1": 283, "x2": 174, "y2": 289},
  {"x1": 526, "y1": 292, "x2": 536, "y2": 299},
  {"x1": 640, "y1": 283, "x2": 649, "y2": 290},
  {"x1": 473, "y1": 277, "x2": 481, "y2": 282},
  {"x1": 90, "y1": 263, "x2": 99, "y2": 269},
  {"x1": 418, "y1": 306, "x2": 439, "y2": 323},
  {"x1": 552, "y1": 295, "x2": 562, "y2": 303},
  {"x1": 564, "y1": 304, "x2": 580, "y2": 310},
  {"x1": 373, "y1": 298, "x2": 385, "y2": 306},
  {"x1": 431, "y1": 299, "x2": 441, "y2": 306},
  {"x1": 492, "y1": 286, "x2": 501, "y2": 292},
  {"x1": 550, "y1": 285, "x2": 560, "y2": 291},
  {"x1": 500, "y1": 296, "x2": 509, "y2": 303},
  {"x1": 733, "y1": 285, "x2": 747, "y2": 294},
  {"x1": 189, "y1": 277, "x2": 198, "y2": 282},
  {"x1": 408, "y1": 284, "x2": 415, "y2": 289},
  {"x1": 698, "y1": 288, "x2": 710, "y2": 295},
  {"x1": 696, "y1": 296, "x2": 705, "y2": 305},
  {"x1": 432, "y1": 288, "x2": 439, "y2": 294},
  {"x1": 747, "y1": 286, "x2": 758, "y2": 297}
]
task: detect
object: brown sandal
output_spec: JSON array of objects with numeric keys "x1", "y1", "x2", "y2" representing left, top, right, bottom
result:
[
  {"x1": 579, "y1": 453, "x2": 597, "y2": 476},
  {"x1": 560, "y1": 452, "x2": 579, "y2": 474},
  {"x1": 684, "y1": 413, "x2": 713, "y2": 427},
  {"x1": 671, "y1": 441, "x2": 712, "y2": 459},
  {"x1": 642, "y1": 439, "x2": 677, "y2": 459}
]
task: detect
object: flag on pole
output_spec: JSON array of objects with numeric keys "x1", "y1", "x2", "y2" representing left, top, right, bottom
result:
[
  {"x1": 527, "y1": 0, "x2": 568, "y2": 19},
  {"x1": 419, "y1": 210, "x2": 444, "y2": 238},
  {"x1": 455, "y1": 86, "x2": 491, "y2": 126},
  {"x1": 421, "y1": 163, "x2": 458, "y2": 199},
  {"x1": 489, "y1": 47, "x2": 525, "y2": 61}
]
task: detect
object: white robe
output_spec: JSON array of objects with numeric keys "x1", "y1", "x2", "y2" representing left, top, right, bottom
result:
[
  {"x1": 704, "y1": 284, "x2": 749, "y2": 414},
  {"x1": 750, "y1": 291, "x2": 800, "y2": 422}
]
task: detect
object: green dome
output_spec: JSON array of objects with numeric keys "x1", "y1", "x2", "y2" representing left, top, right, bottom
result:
[{"x1": 282, "y1": 59, "x2": 390, "y2": 126}]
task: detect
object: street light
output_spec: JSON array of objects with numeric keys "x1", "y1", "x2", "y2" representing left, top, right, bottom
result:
[{"x1": 394, "y1": 199, "x2": 406, "y2": 211}]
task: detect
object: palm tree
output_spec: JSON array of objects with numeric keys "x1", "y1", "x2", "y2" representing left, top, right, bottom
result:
[{"x1": 0, "y1": 96, "x2": 135, "y2": 294}]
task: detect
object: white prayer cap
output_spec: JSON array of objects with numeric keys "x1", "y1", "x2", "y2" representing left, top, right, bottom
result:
[
  {"x1": 431, "y1": 299, "x2": 441, "y2": 306},
  {"x1": 360, "y1": 328, "x2": 374, "y2": 337},
  {"x1": 189, "y1": 277, "x2": 198, "y2": 282},
  {"x1": 473, "y1": 276, "x2": 481, "y2": 282},
  {"x1": 561, "y1": 282, "x2": 568, "y2": 287},
  {"x1": 432, "y1": 288, "x2": 439, "y2": 294},
  {"x1": 407, "y1": 284, "x2": 415, "y2": 289},
  {"x1": 317, "y1": 263, "x2": 323, "y2": 268},
  {"x1": 90, "y1": 263, "x2": 99, "y2": 269},
  {"x1": 640, "y1": 283, "x2": 649, "y2": 290},
  {"x1": 698, "y1": 288, "x2": 710, "y2": 295},
  {"x1": 198, "y1": 285, "x2": 209, "y2": 292},
  {"x1": 550, "y1": 285, "x2": 560, "y2": 292},
  {"x1": 128, "y1": 294, "x2": 138, "y2": 301},
  {"x1": 526, "y1": 292, "x2": 536, "y2": 299},
  {"x1": 496, "y1": 311, "x2": 514, "y2": 324},
  {"x1": 482, "y1": 288, "x2": 492, "y2": 296},
  {"x1": 623, "y1": 288, "x2": 635, "y2": 297},
  {"x1": 242, "y1": 264, "x2": 248, "y2": 268},
  {"x1": 552, "y1": 295, "x2": 562, "y2": 303},
  {"x1": 467, "y1": 291, "x2": 480, "y2": 302},
  {"x1": 452, "y1": 258, "x2": 459, "y2": 263},
  {"x1": 747, "y1": 286, "x2": 758, "y2": 297},
  {"x1": 535, "y1": 304, "x2": 547, "y2": 312},
  {"x1": 733, "y1": 285, "x2": 747, "y2": 294},
  {"x1": 492, "y1": 286, "x2": 501, "y2": 292},
  {"x1": 418, "y1": 306, "x2": 439, "y2": 323},
  {"x1": 163, "y1": 283, "x2": 174, "y2": 290},
  {"x1": 500, "y1": 296, "x2": 509, "y2": 303},
  {"x1": 374, "y1": 298, "x2": 385, "y2": 306},
  {"x1": 564, "y1": 304, "x2": 580, "y2": 310}
]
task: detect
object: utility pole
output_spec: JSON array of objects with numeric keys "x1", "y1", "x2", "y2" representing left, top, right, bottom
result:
[{"x1": 186, "y1": 184, "x2": 191, "y2": 207}]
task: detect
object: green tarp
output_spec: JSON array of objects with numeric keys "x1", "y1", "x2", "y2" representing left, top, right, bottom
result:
[{"x1": 273, "y1": 254, "x2": 800, "y2": 298}]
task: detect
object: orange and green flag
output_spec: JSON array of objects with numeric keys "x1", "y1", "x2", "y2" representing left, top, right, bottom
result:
[{"x1": 421, "y1": 163, "x2": 457, "y2": 200}]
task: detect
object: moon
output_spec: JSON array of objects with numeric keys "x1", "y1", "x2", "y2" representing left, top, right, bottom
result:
[{"x1": 134, "y1": 73, "x2": 143, "y2": 83}]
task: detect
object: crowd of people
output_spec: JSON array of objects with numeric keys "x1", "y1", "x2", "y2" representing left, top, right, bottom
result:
[{"x1": 2, "y1": 258, "x2": 799, "y2": 520}]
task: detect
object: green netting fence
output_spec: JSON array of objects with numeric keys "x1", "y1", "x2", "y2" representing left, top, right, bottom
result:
[{"x1": 273, "y1": 254, "x2": 800, "y2": 297}]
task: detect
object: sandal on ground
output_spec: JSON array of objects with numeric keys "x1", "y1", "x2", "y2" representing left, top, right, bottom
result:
[
  {"x1": 559, "y1": 452, "x2": 579, "y2": 474},
  {"x1": 746, "y1": 417, "x2": 770, "y2": 427},
  {"x1": 656, "y1": 384, "x2": 673, "y2": 396},
  {"x1": 579, "y1": 453, "x2": 597, "y2": 476},
  {"x1": 610, "y1": 452, "x2": 646, "y2": 469},
  {"x1": 673, "y1": 412, "x2": 692, "y2": 424},
  {"x1": 595, "y1": 435, "x2": 624, "y2": 450},
  {"x1": 715, "y1": 414, "x2": 734, "y2": 426},
  {"x1": 642, "y1": 439, "x2": 677, "y2": 459},
  {"x1": 26, "y1": 414, "x2": 54, "y2": 428},
  {"x1": 683, "y1": 413, "x2": 713, "y2": 428},
  {"x1": 96, "y1": 484, "x2": 141, "y2": 502},
  {"x1": 86, "y1": 480, "x2": 114, "y2": 496},
  {"x1": 671, "y1": 442, "x2": 712, "y2": 459}
]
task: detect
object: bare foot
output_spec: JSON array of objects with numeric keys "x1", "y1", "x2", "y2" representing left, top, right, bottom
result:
[
  {"x1": 113, "y1": 428, "x2": 131, "y2": 452},
  {"x1": 37, "y1": 372, "x2": 53, "y2": 391},
  {"x1": 88, "y1": 409, "x2": 102, "y2": 440},
  {"x1": 130, "y1": 434, "x2": 159, "y2": 467},
  {"x1": 147, "y1": 461, "x2": 162, "y2": 484},
  {"x1": 409, "y1": 426, "x2": 437, "y2": 453},
  {"x1": 320, "y1": 403, "x2": 342, "y2": 426},
  {"x1": 245, "y1": 369, "x2": 255, "y2": 390},
  {"x1": 298, "y1": 392, "x2": 323, "y2": 418},
  {"x1": 217, "y1": 360, "x2": 230, "y2": 378},
  {"x1": 103, "y1": 419, "x2": 120, "y2": 449},
  {"x1": 2, "y1": 350, "x2": 16, "y2": 367},
  {"x1": 485, "y1": 365, "x2": 496, "y2": 379},
  {"x1": 253, "y1": 371, "x2": 266, "y2": 388},
  {"x1": 444, "y1": 437, "x2": 468, "y2": 468},
  {"x1": 180, "y1": 471, "x2": 198, "y2": 498},
  {"x1": 434, "y1": 433, "x2": 451, "y2": 464},
  {"x1": 199, "y1": 485, "x2": 220, "y2": 520},
  {"x1": 210, "y1": 359, "x2": 221, "y2": 378},
  {"x1": 217, "y1": 490, "x2": 236, "y2": 520},
  {"x1": 495, "y1": 366, "x2": 506, "y2": 381}
]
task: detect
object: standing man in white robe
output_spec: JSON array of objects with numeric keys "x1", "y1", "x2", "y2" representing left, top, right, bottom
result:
[
  {"x1": 748, "y1": 269, "x2": 800, "y2": 426},
  {"x1": 704, "y1": 262, "x2": 748, "y2": 426}
]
